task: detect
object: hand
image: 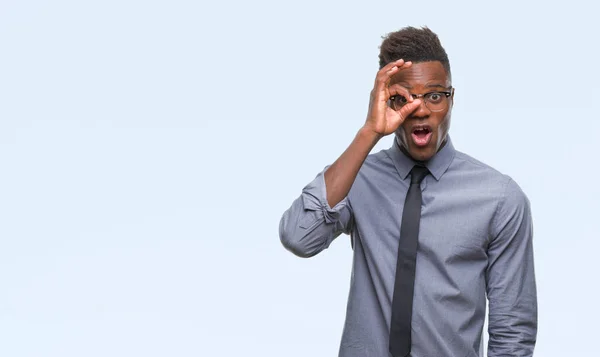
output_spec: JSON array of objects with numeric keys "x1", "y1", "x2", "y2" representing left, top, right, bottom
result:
[{"x1": 363, "y1": 59, "x2": 422, "y2": 137}]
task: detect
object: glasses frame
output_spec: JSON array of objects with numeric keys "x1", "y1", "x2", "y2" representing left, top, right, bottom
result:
[{"x1": 389, "y1": 87, "x2": 454, "y2": 112}]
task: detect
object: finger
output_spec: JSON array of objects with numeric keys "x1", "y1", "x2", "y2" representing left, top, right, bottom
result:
[
  {"x1": 390, "y1": 59, "x2": 412, "y2": 72},
  {"x1": 379, "y1": 58, "x2": 406, "y2": 73},
  {"x1": 383, "y1": 66, "x2": 399, "y2": 85},
  {"x1": 392, "y1": 58, "x2": 412, "y2": 69},
  {"x1": 375, "y1": 59, "x2": 413, "y2": 89},
  {"x1": 386, "y1": 97, "x2": 421, "y2": 130},
  {"x1": 397, "y1": 59, "x2": 412, "y2": 68},
  {"x1": 388, "y1": 84, "x2": 413, "y2": 103},
  {"x1": 389, "y1": 61, "x2": 412, "y2": 77},
  {"x1": 373, "y1": 66, "x2": 398, "y2": 99},
  {"x1": 373, "y1": 59, "x2": 413, "y2": 102},
  {"x1": 375, "y1": 59, "x2": 409, "y2": 83},
  {"x1": 377, "y1": 59, "x2": 412, "y2": 79},
  {"x1": 398, "y1": 99, "x2": 422, "y2": 120}
]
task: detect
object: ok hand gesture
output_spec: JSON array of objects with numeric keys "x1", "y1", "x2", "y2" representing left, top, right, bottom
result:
[{"x1": 363, "y1": 59, "x2": 422, "y2": 137}]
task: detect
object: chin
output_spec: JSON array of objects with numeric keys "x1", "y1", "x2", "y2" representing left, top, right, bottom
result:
[
  {"x1": 407, "y1": 146, "x2": 436, "y2": 162},
  {"x1": 398, "y1": 134, "x2": 438, "y2": 162}
]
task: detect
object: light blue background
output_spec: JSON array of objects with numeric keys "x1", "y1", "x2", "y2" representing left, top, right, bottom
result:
[{"x1": 1, "y1": 1, "x2": 598, "y2": 356}]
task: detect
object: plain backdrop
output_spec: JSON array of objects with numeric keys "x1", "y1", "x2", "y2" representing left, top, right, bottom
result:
[{"x1": 1, "y1": 1, "x2": 599, "y2": 356}]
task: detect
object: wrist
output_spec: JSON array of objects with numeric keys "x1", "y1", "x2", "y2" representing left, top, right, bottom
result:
[{"x1": 359, "y1": 126, "x2": 384, "y2": 144}]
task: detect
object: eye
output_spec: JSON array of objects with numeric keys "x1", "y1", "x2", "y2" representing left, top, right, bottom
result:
[
  {"x1": 426, "y1": 92, "x2": 444, "y2": 104},
  {"x1": 391, "y1": 95, "x2": 408, "y2": 105}
]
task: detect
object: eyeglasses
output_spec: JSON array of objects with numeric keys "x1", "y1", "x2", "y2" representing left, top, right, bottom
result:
[{"x1": 389, "y1": 88, "x2": 453, "y2": 112}]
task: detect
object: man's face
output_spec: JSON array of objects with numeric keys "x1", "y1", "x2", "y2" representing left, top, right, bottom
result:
[{"x1": 389, "y1": 61, "x2": 453, "y2": 161}]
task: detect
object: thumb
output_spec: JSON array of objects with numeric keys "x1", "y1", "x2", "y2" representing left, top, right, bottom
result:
[{"x1": 398, "y1": 99, "x2": 422, "y2": 121}]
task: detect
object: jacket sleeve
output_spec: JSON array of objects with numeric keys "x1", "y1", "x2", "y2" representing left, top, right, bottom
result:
[
  {"x1": 486, "y1": 178, "x2": 538, "y2": 356},
  {"x1": 279, "y1": 167, "x2": 354, "y2": 258}
]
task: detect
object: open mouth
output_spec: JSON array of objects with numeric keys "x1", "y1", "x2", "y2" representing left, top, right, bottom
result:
[{"x1": 411, "y1": 125, "x2": 433, "y2": 147}]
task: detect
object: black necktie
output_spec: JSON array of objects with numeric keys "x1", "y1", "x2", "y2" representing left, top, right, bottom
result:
[{"x1": 389, "y1": 165, "x2": 430, "y2": 357}]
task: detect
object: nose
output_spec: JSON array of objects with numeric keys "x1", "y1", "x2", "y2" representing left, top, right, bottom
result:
[{"x1": 409, "y1": 98, "x2": 431, "y2": 119}]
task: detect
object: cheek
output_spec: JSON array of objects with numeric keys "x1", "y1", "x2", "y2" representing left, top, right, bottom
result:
[
  {"x1": 435, "y1": 113, "x2": 451, "y2": 137},
  {"x1": 395, "y1": 123, "x2": 408, "y2": 138},
  {"x1": 440, "y1": 114, "x2": 451, "y2": 136}
]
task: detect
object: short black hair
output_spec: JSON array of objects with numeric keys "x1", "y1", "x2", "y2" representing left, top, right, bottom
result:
[{"x1": 378, "y1": 26, "x2": 451, "y2": 79}]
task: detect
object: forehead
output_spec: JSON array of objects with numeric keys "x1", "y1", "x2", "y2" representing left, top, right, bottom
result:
[{"x1": 389, "y1": 61, "x2": 450, "y2": 88}]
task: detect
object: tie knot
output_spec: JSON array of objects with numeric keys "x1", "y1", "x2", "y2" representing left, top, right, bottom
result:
[{"x1": 410, "y1": 165, "x2": 429, "y2": 185}]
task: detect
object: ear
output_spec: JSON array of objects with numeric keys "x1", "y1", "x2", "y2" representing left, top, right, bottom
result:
[{"x1": 450, "y1": 87, "x2": 455, "y2": 107}]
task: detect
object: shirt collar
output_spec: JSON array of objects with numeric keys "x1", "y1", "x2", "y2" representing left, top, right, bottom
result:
[{"x1": 386, "y1": 135, "x2": 456, "y2": 181}]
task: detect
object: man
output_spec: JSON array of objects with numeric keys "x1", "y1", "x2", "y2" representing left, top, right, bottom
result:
[{"x1": 279, "y1": 27, "x2": 537, "y2": 357}]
